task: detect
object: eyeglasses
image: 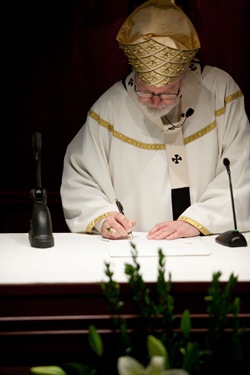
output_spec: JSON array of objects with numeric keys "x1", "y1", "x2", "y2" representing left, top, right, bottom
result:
[{"x1": 134, "y1": 84, "x2": 180, "y2": 100}]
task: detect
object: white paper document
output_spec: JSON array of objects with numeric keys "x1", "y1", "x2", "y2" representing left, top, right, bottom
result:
[{"x1": 104, "y1": 233, "x2": 211, "y2": 257}]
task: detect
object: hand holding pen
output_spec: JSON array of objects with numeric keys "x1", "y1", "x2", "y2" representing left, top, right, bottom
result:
[
  {"x1": 101, "y1": 199, "x2": 135, "y2": 240},
  {"x1": 115, "y1": 199, "x2": 133, "y2": 239}
]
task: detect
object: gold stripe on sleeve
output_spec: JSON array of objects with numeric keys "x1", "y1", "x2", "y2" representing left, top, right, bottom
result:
[
  {"x1": 178, "y1": 216, "x2": 211, "y2": 236},
  {"x1": 86, "y1": 212, "x2": 111, "y2": 233}
]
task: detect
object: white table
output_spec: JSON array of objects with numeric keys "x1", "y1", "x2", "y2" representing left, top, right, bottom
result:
[{"x1": 0, "y1": 232, "x2": 250, "y2": 284}]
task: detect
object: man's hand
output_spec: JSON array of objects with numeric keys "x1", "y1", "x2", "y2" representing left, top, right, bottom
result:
[
  {"x1": 101, "y1": 212, "x2": 136, "y2": 239},
  {"x1": 147, "y1": 220, "x2": 200, "y2": 240}
]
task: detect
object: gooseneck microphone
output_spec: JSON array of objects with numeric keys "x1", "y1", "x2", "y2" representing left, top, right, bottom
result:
[
  {"x1": 165, "y1": 108, "x2": 194, "y2": 130},
  {"x1": 215, "y1": 158, "x2": 247, "y2": 247},
  {"x1": 223, "y1": 158, "x2": 237, "y2": 230},
  {"x1": 29, "y1": 132, "x2": 54, "y2": 248},
  {"x1": 32, "y1": 131, "x2": 42, "y2": 188}
]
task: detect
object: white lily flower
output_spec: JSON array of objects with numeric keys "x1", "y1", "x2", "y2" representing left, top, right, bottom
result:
[
  {"x1": 144, "y1": 356, "x2": 166, "y2": 374},
  {"x1": 118, "y1": 356, "x2": 145, "y2": 375},
  {"x1": 118, "y1": 356, "x2": 189, "y2": 375}
]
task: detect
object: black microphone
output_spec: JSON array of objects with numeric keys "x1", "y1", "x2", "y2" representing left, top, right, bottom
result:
[
  {"x1": 167, "y1": 108, "x2": 194, "y2": 130},
  {"x1": 215, "y1": 158, "x2": 247, "y2": 247},
  {"x1": 181, "y1": 108, "x2": 194, "y2": 118},
  {"x1": 29, "y1": 132, "x2": 54, "y2": 248}
]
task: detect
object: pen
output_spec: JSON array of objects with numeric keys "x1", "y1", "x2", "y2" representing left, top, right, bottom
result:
[{"x1": 115, "y1": 199, "x2": 133, "y2": 239}]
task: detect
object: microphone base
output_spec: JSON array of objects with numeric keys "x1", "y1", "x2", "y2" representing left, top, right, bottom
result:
[
  {"x1": 215, "y1": 230, "x2": 247, "y2": 247},
  {"x1": 29, "y1": 233, "x2": 54, "y2": 249}
]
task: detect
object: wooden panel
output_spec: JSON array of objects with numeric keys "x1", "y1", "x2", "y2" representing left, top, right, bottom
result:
[{"x1": 0, "y1": 281, "x2": 249, "y2": 367}]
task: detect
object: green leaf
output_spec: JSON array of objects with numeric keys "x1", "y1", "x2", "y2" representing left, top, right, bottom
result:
[
  {"x1": 88, "y1": 325, "x2": 103, "y2": 356},
  {"x1": 147, "y1": 335, "x2": 169, "y2": 368},
  {"x1": 30, "y1": 366, "x2": 67, "y2": 375},
  {"x1": 180, "y1": 309, "x2": 191, "y2": 340},
  {"x1": 63, "y1": 362, "x2": 96, "y2": 375},
  {"x1": 182, "y1": 342, "x2": 199, "y2": 370},
  {"x1": 231, "y1": 335, "x2": 242, "y2": 362}
]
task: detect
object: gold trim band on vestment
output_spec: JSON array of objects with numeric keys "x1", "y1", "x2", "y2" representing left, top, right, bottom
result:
[
  {"x1": 215, "y1": 90, "x2": 243, "y2": 117},
  {"x1": 88, "y1": 109, "x2": 164, "y2": 150},
  {"x1": 86, "y1": 212, "x2": 111, "y2": 233},
  {"x1": 88, "y1": 89, "x2": 242, "y2": 150},
  {"x1": 88, "y1": 110, "x2": 216, "y2": 149},
  {"x1": 183, "y1": 121, "x2": 216, "y2": 145},
  {"x1": 178, "y1": 216, "x2": 211, "y2": 236}
]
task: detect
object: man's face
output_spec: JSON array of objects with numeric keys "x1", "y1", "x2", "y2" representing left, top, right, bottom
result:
[{"x1": 134, "y1": 75, "x2": 181, "y2": 116}]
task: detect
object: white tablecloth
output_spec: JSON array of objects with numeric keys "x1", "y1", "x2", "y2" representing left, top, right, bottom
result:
[{"x1": 0, "y1": 232, "x2": 249, "y2": 284}]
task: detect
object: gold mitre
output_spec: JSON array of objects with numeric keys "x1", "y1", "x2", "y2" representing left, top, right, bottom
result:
[{"x1": 116, "y1": 0, "x2": 200, "y2": 86}]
